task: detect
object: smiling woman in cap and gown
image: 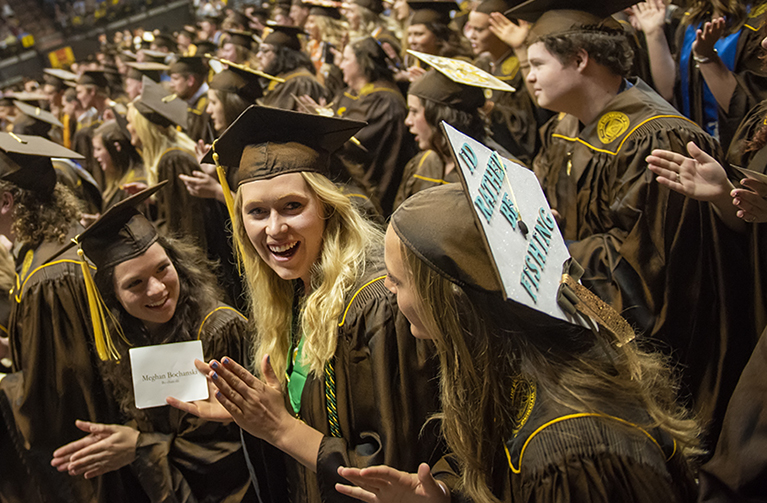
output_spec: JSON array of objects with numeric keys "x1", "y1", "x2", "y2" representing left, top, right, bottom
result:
[
  {"x1": 49, "y1": 184, "x2": 256, "y2": 503},
  {"x1": 169, "y1": 105, "x2": 443, "y2": 503},
  {"x1": 0, "y1": 134, "x2": 135, "y2": 502},
  {"x1": 513, "y1": 0, "x2": 754, "y2": 449},
  {"x1": 335, "y1": 154, "x2": 700, "y2": 502},
  {"x1": 258, "y1": 24, "x2": 329, "y2": 111}
]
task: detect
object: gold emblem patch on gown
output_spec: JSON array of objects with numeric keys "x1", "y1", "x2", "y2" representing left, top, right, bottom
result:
[
  {"x1": 597, "y1": 111, "x2": 630, "y2": 144},
  {"x1": 509, "y1": 377, "x2": 536, "y2": 436}
]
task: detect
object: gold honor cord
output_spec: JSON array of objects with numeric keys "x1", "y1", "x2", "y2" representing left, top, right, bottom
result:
[
  {"x1": 557, "y1": 261, "x2": 636, "y2": 348},
  {"x1": 75, "y1": 244, "x2": 130, "y2": 361},
  {"x1": 211, "y1": 140, "x2": 243, "y2": 274},
  {"x1": 204, "y1": 54, "x2": 285, "y2": 83}
]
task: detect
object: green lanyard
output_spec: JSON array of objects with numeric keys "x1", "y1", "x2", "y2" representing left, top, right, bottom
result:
[{"x1": 286, "y1": 336, "x2": 309, "y2": 415}]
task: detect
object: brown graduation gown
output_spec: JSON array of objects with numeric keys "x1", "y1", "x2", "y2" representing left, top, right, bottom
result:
[
  {"x1": 243, "y1": 258, "x2": 444, "y2": 503},
  {"x1": 186, "y1": 92, "x2": 215, "y2": 145},
  {"x1": 260, "y1": 68, "x2": 328, "y2": 112},
  {"x1": 393, "y1": 150, "x2": 459, "y2": 210},
  {"x1": 535, "y1": 78, "x2": 754, "y2": 447},
  {"x1": 114, "y1": 303, "x2": 256, "y2": 503},
  {"x1": 334, "y1": 81, "x2": 417, "y2": 215},
  {"x1": 0, "y1": 223, "x2": 132, "y2": 503},
  {"x1": 433, "y1": 387, "x2": 696, "y2": 503}
]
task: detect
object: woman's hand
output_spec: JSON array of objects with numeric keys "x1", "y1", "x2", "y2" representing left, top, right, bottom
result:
[
  {"x1": 488, "y1": 12, "x2": 530, "y2": 50},
  {"x1": 166, "y1": 359, "x2": 233, "y2": 422},
  {"x1": 179, "y1": 170, "x2": 225, "y2": 201},
  {"x1": 630, "y1": 0, "x2": 667, "y2": 36},
  {"x1": 335, "y1": 463, "x2": 451, "y2": 503},
  {"x1": 646, "y1": 141, "x2": 733, "y2": 202},
  {"x1": 407, "y1": 66, "x2": 427, "y2": 82},
  {"x1": 732, "y1": 178, "x2": 767, "y2": 223},
  {"x1": 50, "y1": 420, "x2": 139, "y2": 479},
  {"x1": 194, "y1": 139, "x2": 211, "y2": 164},
  {"x1": 693, "y1": 16, "x2": 725, "y2": 60},
  {"x1": 121, "y1": 182, "x2": 148, "y2": 196}
]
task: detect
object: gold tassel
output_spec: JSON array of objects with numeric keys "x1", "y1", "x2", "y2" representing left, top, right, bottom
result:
[
  {"x1": 78, "y1": 248, "x2": 123, "y2": 361},
  {"x1": 212, "y1": 140, "x2": 243, "y2": 274}
]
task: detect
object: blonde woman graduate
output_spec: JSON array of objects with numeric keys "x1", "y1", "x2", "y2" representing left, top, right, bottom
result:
[{"x1": 168, "y1": 105, "x2": 444, "y2": 503}]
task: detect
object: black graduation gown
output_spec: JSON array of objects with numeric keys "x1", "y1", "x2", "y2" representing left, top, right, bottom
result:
[
  {"x1": 243, "y1": 259, "x2": 444, "y2": 503},
  {"x1": 333, "y1": 81, "x2": 417, "y2": 215},
  {"x1": 0, "y1": 223, "x2": 133, "y2": 503},
  {"x1": 260, "y1": 68, "x2": 328, "y2": 112},
  {"x1": 534, "y1": 78, "x2": 754, "y2": 448}
]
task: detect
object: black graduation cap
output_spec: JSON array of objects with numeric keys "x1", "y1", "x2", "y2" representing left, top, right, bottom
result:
[
  {"x1": 202, "y1": 105, "x2": 365, "y2": 186},
  {"x1": 505, "y1": 0, "x2": 638, "y2": 24},
  {"x1": 139, "y1": 49, "x2": 170, "y2": 64},
  {"x1": 168, "y1": 56, "x2": 208, "y2": 76},
  {"x1": 134, "y1": 76, "x2": 188, "y2": 129},
  {"x1": 408, "y1": 0, "x2": 459, "y2": 25},
  {"x1": 125, "y1": 61, "x2": 168, "y2": 82},
  {"x1": 262, "y1": 23, "x2": 304, "y2": 51},
  {"x1": 224, "y1": 30, "x2": 255, "y2": 49},
  {"x1": 78, "y1": 70, "x2": 110, "y2": 89},
  {"x1": 209, "y1": 66, "x2": 264, "y2": 103},
  {"x1": 194, "y1": 40, "x2": 217, "y2": 56},
  {"x1": 152, "y1": 33, "x2": 178, "y2": 51},
  {"x1": 14, "y1": 100, "x2": 63, "y2": 128},
  {"x1": 305, "y1": 2, "x2": 342, "y2": 19},
  {"x1": 0, "y1": 132, "x2": 84, "y2": 196}
]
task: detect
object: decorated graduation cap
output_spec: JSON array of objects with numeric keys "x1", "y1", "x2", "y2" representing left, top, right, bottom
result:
[
  {"x1": 408, "y1": 50, "x2": 514, "y2": 110},
  {"x1": 134, "y1": 76, "x2": 188, "y2": 129},
  {"x1": 224, "y1": 29, "x2": 255, "y2": 49},
  {"x1": 77, "y1": 70, "x2": 110, "y2": 89},
  {"x1": 0, "y1": 132, "x2": 84, "y2": 196},
  {"x1": 13, "y1": 100, "x2": 64, "y2": 128},
  {"x1": 72, "y1": 182, "x2": 167, "y2": 361},
  {"x1": 408, "y1": 0, "x2": 459, "y2": 25},
  {"x1": 506, "y1": 0, "x2": 635, "y2": 39},
  {"x1": 209, "y1": 65, "x2": 266, "y2": 103},
  {"x1": 391, "y1": 122, "x2": 635, "y2": 345},
  {"x1": 125, "y1": 61, "x2": 168, "y2": 82},
  {"x1": 262, "y1": 22, "x2": 304, "y2": 51},
  {"x1": 168, "y1": 56, "x2": 208, "y2": 76}
]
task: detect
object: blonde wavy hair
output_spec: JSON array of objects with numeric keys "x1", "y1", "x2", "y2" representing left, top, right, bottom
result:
[
  {"x1": 127, "y1": 103, "x2": 197, "y2": 185},
  {"x1": 399, "y1": 242, "x2": 702, "y2": 503},
  {"x1": 312, "y1": 15, "x2": 349, "y2": 47},
  {"x1": 233, "y1": 171, "x2": 383, "y2": 380}
]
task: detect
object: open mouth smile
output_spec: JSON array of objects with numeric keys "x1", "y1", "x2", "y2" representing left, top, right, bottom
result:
[{"x1": 268, "y1": 241, "x2": 300, "y2": 258}]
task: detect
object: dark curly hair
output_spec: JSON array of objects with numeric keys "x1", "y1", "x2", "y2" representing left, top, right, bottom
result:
[
  {"x1": 265, "y1": 45, "x2": 316, "y2": 76},
  {"x1": 536, "y1": 27, "x2": 634, "y2": 79},
  {"x1": 421, "y1": 97, "x2": 487, "y2": 162},
  {"x1": 0, "y1": 181, "x2": 81, "y2": 247},
  {"x1": 95, "y1": 235, "x2": 226, "y2": 423}
]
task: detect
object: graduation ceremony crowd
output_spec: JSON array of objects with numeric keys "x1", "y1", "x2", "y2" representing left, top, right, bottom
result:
[{"x1": 2, "y1": 0, "x2": 767, "y2": 500}]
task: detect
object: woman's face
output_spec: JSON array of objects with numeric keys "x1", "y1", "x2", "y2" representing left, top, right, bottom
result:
[
  {"x1": 257, "y1": 43, "x2": 276, "y2": 72},
  {"x1": 305, "y1": 15, "x2": 320, "y2": 41},
  {"x1": 126, "y1": 113, "x2": 141, "y2": 147},
  {"x1": 340, "y1": 45, "x2": 364, "y2": 87},
  {"x1": 384, "y1": 225, "x2": 429, "y2": 339},
  {"x1": 113, "y1": 242, "x2": 180, "y2": 333},
  {"x1": 220, "y1": 42, "x2": 239, "y2": 63},
  {"x1": 92, "y1": 134, "x2": 114, "y2": 174},
  {"x1": 240, "y1": 172, "x2": 326, "y2": 288},
  {"x1": 407, "y1": 23, "x2": 439, "y2": 54},
  {"x1": 405, "y1": 94, "x2": 432, "y2": 151},
  {"x1": 206, "y1": 89, "x2": 226, "y2": 132}
]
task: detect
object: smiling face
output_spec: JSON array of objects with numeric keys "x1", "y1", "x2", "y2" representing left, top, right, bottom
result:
[
  {"x1": 340, "y1": 44, "x2": 365, "y2": 89},
  {"x1": 384, "y1": 225, "x2": 429, "y2": 339},
  {"x1": 92, "y1": 134, "x2": 114, "y2": 174},
  {"x1": 526, "y1": 41, "x2": 580, "y2": 112},
  {"x1": 113, "y1": 242, "x2": 180, "y2": 333},
  {"x1": 465, "y1": 11, "x2": 506, "y2": 57},
  {"x1": 405, "y1": 94, "x2": 432, "y2": 151},
  {"x1": 240, "y1": 172, "x2": 326, "y2": 289},
  {"x1": 407, "y1": 23, "x2": 439, "y2": 54}
]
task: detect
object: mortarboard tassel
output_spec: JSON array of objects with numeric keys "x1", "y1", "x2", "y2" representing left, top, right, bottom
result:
[{"x1": 212, "y1": 139, "x2": 243, "y2": 274}]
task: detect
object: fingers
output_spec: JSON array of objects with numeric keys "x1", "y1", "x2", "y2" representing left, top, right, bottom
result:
[
  {"x1": 740, "y1": 178, "x2": 767, "y2": 197},
  {"x1": 334, "y1": 483, "x2": 378, "y2": 503},
  {"x1": 733, "y1": 189, "x2": 767, "y2": 216},
  {"x1": 165, "y1": 395, "x2": 199, "y2": 415},
  {"x1": 195, "y1": 358, "x2": 212, "y2": 374},
  {"x1": 261, "y1": 355, "x2": 282, "y2": 390},
  {"x1": 686, "y1": 141, "x2": 715, "y2": 165},
  {"x1": 416, "y1": 463, "x2": 445, "y2": 496},
  {"x1": 219, "y1": 356, "x2": 260, "y2": 388}
]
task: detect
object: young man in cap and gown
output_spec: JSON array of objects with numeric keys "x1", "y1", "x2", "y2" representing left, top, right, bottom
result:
[
  {"x1": 168, "y1": 56, "x2": 215, "y2": 144},
  {"x1": 515, "y1": 0, "x2": 755, "y2": 448},
  {"x1": 73, "y1": 70, "x2": 112, "y2": 190},
  {"x1": 0, "y1": 134, "x2": 136, "y2": 502}
]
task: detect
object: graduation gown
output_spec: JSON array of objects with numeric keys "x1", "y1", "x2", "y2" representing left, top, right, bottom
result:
[
  {"x1": 243, "y1": 259, "x2": 443, "y2": 503},
  {"x1": 433, "y1": 386, "x2": 696, "y2": 503},
  {"x1": 534, "y1": 78, "x2": 754, "y2": 447},
  {"x1": 393, "y1": 150, "x2": 458, "y2": 210},
  {"x1": 334, "y1": 81, "x2": 417, "y2": 215},
  {"x1": 53, "y1": 158, "x2": 103, "y2": 215},
  {"x1": 102, "y1": 165, "x2": 147, "y2": 211},
  {"x1": 115, "y1": 303, "x2": 256, "y2": 503},
  {"x1": 260, "y1": 67, "x2": 328, "y2": 112},
  {"x1": 698, "y1": 324, "x2": 767, "y2": 502},
  {"x1": 0, "y1": 223, "x2": 132, "y2": 503},
  {"x1": 675, "y1": 9, "x2": 767, "y2": 150},
  {"x1": 153, "y1": 148, "x2": 243, "y2": 309}
]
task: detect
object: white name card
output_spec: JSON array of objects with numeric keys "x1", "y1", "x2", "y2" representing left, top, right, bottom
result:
[{"x1": 130, "y1": 340, "x2": 208, "y2": 409}]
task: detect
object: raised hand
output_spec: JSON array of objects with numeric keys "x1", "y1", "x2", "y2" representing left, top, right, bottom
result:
[
  {"x1": 693, "y1": 16, "x2": 726, "y2": 60},
  {"x1": 179, "y1": 170, "x2": 224, "y2": 200},
  {"x1": 631, "y1": 0, "x2": 667, "y2": 35},
  {"x1": 335, "y1": 463, "x2": 450, "y2": 503},
  {"x1": 646, "y1": 141, "x2": 732, "y2": 202},
  {"x1": 488, "y1": 12, "x2": 530, "y2": 50},
  {"x1": 51, "y1": 420, "x2": 139, "y2": 479}
]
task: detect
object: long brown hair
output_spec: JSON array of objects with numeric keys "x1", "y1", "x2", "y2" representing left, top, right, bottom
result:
[
  {"x1": 399, "y1": 243, "x2": 702, "y2": 503},
  {"x1": 684, "y1": 0, "x2": 765, "y2": 31}
]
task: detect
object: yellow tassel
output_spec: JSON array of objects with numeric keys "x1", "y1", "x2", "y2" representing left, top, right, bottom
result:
[
  {"x1": 212, "y1": 140, "x2": 243, "y2": 274},
  {"x1": 78, "y1": 249, "x2": 123, "y2": 361}
]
